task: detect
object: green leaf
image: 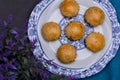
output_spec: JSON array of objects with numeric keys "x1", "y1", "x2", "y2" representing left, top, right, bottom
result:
[
  {"x1": 24, "y1": 70, "x2": 30, "y2": 77},
  {"x1": 23, "y1": 57, "x2": 28, "y2": 65}
]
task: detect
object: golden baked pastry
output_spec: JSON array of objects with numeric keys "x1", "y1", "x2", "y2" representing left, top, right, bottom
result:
[
  {"x1": 65, "y1": 21, "x2": 85, "y2": 40},
  {"x1": 57, "y1": 44, "x2": 76, "y2": 64},
  {"x1": 84, "y1": 6, "x2": 105, "y2": 27},
  {"x1": 85, "y1": 32, "x2": 105, "y2": 52},
  {"x1": 41, "y1": 22, "x2": 61, "y2": 41},
  {"x1": 60, "y1": 0, "x2": 80, "y2": 18}
]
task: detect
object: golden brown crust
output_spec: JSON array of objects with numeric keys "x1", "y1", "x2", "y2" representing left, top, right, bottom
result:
[
  {"x1": 65, "y1": 21, "x2": 85, "y2": 40},
  {"x1": 84, "y1": 6, "x2": 105, "y2": 27},
  {"x1": 85, "y1": 32, "x2": 105, "y2": 52},
  {"x1": 57, "y1": 44, "x2": 76, "y2": 64},
  {"x1": 41, "y1": 22, "x2": 61, "y2": 41},
  {"x1": 60, "y1": 0, "x2": 80, "y2": 18}
]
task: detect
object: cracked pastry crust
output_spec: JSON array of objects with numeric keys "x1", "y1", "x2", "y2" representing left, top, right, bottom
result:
[
  {"x1": 60, "y1": 0, "x2": 80, "y2": 18},
  {"x1": 84, "y1": 6, "x2": 105, "y2": 27},
  {"x1": 65, "y1": 21, "x2": 85, "y2": 40},
  {"x1": 57, "y1": 44, "x2": 76, "y2": 64},
  {"x1": 41, "y1": 22, "x2": 61, "y2": 41},
  {"x1": 85, "y1": 32, "x2": 105, "y2": 52}
]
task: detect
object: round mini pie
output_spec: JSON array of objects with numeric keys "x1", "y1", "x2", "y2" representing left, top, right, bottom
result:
[
  {"x1": 65, "y1": 21, "x2": 85, "y2": 41},
  {"x1": 41, "y1": 22, "x2": 61, "y2": 41},
  {"x1": 84, "y1": 6, "x2": 105, "y2": 27},
  {"x1": 57, "y1": 44, "x2": 76, "y2": 64},
  {"x1": 60, "y1": 0, "x2": 80, "y2": 18},
  {"x1": 85, "y1": 32, "x2": 105, "y2": 52}
]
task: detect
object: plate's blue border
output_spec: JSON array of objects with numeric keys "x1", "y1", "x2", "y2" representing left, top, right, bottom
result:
[{"x1": 28, "y1": 0, "x2": 120, "y2": 78}]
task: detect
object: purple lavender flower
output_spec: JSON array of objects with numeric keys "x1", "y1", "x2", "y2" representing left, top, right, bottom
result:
[
  {"x1": 3, "y1": 20, "x2": 8, "y2": 27},
  {"x1": 10, "y1": 29, "x2": 18, "y2": 35},
  {"x1": 0, "y1": 33, "x2": 5, "y2": 48},
  {"x1": 7, "y1": 14, "x2": 13, "y2": 24},
  {"x1": 7, "y1": 63, "x2": 17, "y2": 70},
  {"x1": 0, "y1": 74, "x2": 3, "y2": 80}
]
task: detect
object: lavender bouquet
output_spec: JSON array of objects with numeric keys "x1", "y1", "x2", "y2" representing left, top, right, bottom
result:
[{"x1": 0, "y1": 15, "x2": 74, "y2": 80}]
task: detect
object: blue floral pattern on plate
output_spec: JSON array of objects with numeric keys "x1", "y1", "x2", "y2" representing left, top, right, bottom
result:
[
  {"x1": 59, "y1": 14, "x2": 94, "y2": 50},
  {"x1": 28, "y1": 0, "x2": 120, "y2": 78}
]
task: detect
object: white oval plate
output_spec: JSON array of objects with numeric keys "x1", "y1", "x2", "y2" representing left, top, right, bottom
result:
[{"x1": 28, "y1": 0, "x2": 120, "y2": 78}]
